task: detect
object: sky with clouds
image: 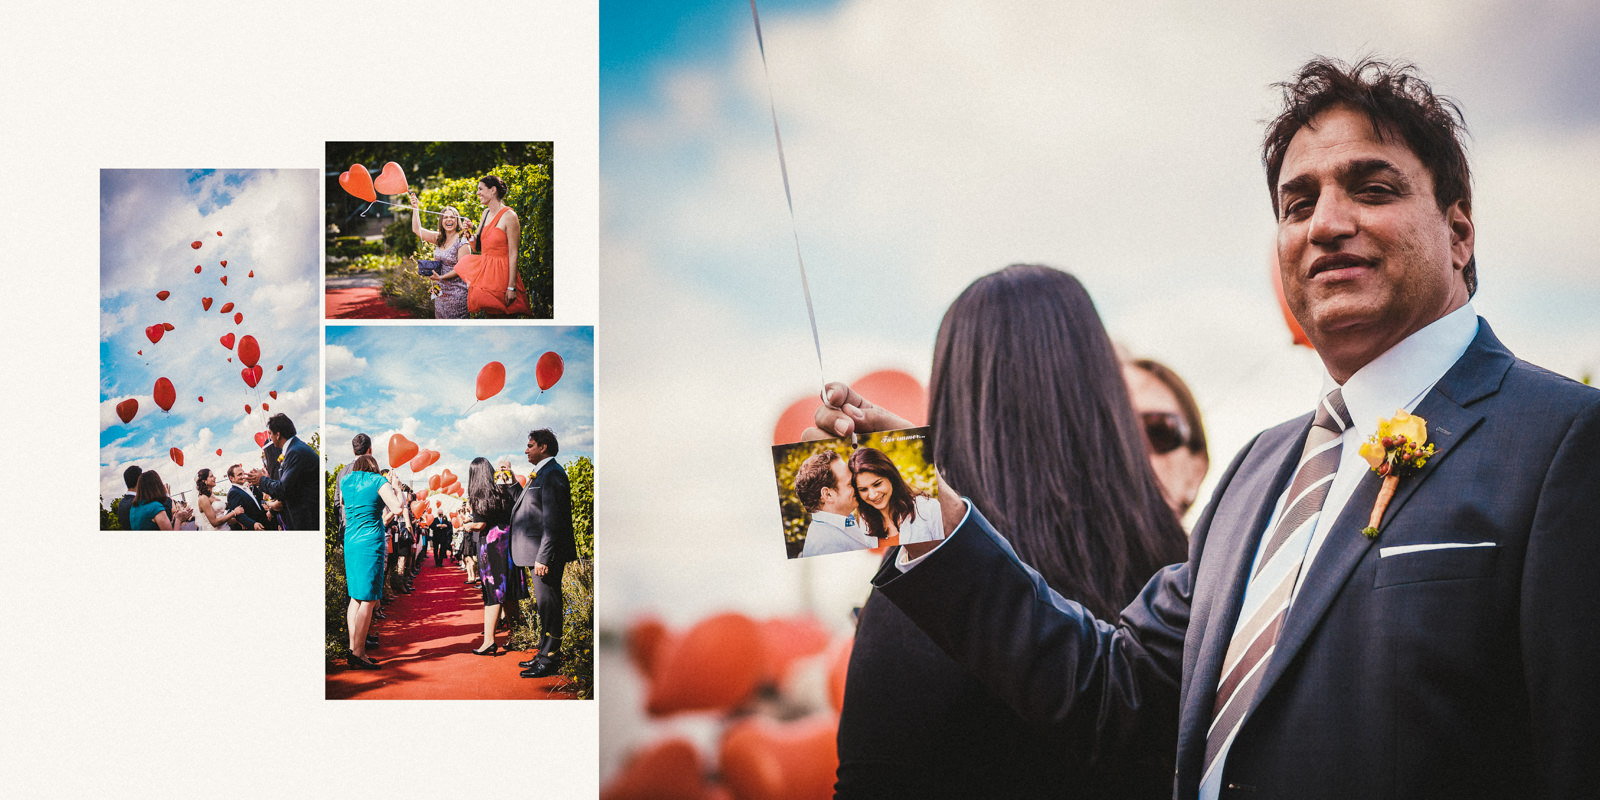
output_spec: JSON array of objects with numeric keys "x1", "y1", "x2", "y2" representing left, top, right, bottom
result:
[
  {"x1": 324, "y1": 325, "x2": 594, "y2": 502},
  {"x1": 99, "y1": 169, "x2": 321, "y2": 505},
  {"x1": 598, "y1": 0, "x2": 1600, "y2": 629}
]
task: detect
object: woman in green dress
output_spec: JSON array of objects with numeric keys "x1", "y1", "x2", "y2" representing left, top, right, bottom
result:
[{"x1": 339, "y1": 454, "x2": 402, "y2": 669}]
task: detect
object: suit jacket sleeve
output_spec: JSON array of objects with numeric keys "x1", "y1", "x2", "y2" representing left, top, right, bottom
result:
[
  {"x1": 259, "y1": 441, "x2": 315, "y2": 528},
  {"x1": 536, "y1": 465, "x2": 573, "y2": 565}
]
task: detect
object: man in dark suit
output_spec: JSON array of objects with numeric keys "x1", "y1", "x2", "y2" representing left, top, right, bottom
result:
[
  {"x1": 225, "y1": 463, "x2": 269, "y2": 531},
  {"x1": 248, "y1": 413, "x2": 320, "y2": 531},
  {"x1": 817, "y1": 58, "x2": 1600, "y2": 799},
  {"x1": 116, "y1": 465, "x2": 142, "y2": 530},
  {"x1": 509, "y1": 428, "x2": 577, "y2": 678}
]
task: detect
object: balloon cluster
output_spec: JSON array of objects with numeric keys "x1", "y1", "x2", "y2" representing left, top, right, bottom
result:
[
  {"x1": 338, "y1": 161, "x2": 410, "y2": 203},
  {"x1": 112, "y1": 231, "x2": 282, "y2": 466}
]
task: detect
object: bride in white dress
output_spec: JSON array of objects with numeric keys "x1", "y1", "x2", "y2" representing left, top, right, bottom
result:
[{"x1": 194, "y1": 468, "x2": 245, "y2": 531}]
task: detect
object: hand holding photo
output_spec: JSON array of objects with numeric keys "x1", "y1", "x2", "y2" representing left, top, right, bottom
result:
[{"x1": 772, "y1": 427, "x2": 940, "y2": 559}]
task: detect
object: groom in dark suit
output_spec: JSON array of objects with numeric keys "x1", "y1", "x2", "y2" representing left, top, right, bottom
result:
[
  {"x1": 249, "y1": 413, "x2": 320, "y2": 531},
  {"x1": 817, "y1": 58, "x2": 1600, "y2": 799},
  {"x1": 225, "y1": 463, "x2": 269, "y2": 531},
  {"x1": 509, "y1": 428, "x2": 577, "y2": 678}
]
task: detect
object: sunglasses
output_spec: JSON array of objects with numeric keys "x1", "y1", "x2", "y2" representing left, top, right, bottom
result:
[{"x1": 1141, "y1": 411, "x2": 1193, "y2": 455}]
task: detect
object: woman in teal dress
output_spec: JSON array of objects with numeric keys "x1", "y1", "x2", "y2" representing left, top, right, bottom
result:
[
  {"x1": 129, "y1": 470, "x2": 192, "y2": 531},
  {"x1": 339, "y1": 454, "x2": 402, "y2": 670}
]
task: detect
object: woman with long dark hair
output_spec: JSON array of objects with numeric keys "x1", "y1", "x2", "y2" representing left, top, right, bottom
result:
[
  {"x1": 192, "y1": 468, "x2": 244, "y2": 531},
  {"x1": 833, "y1": 264, "x2": 1190, "y2": 799},
  {"x1": 460, "y1": 456, "x2": 524, "y2": 655},
  {"x1": 451, "y1": 175, "x2": 530, "y2": 315},
  {"x1": 846, "y1": 447, "x2": 942, "y2": 545},
  {"x1": 129, "y1": 470, "x2": 193, "y2": 531}
]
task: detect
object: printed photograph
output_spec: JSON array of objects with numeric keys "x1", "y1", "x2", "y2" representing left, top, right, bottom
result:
[
  {"x1": 323, "y1": 325, "x2": 593, "y2": 699},
  {"x1": 325, "y1": 142, "x2": 554, "y2": 320},
  {"x1": 99, "y1": 169, "x2": 322, "y2": 531},
  {"x1": 773, "y1": 427, "x2": 939, "y2": 559}
]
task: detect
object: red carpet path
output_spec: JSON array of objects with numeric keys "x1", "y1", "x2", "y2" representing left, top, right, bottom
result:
[
  {"x1": 326, "y1": 558, "x2": 577, "y2": 699},
  {"x1": 325, "y1": 286, "x2": 409, "y2": 319}
]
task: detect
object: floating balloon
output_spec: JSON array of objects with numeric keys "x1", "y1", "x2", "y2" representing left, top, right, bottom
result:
[
  {"x1": 758, "y1": 616, "x2": 831, "y2": 684},
  {"x1": 219, "y1": 302, "x2": 234, "y2": 314},
  {"x1": 247, "y1": 270, "x2": 254, "y2": 278},
  {"x1": 254, "y1": 431, "x2": 270, "y2": 447},
  {"x1": 217, "y1": 231, "x2": 223, "y2": 236},
  {"x1": 197, "y1": 396, "x2": 204, "y2": 402},
  {"x1": 115, "y1": 398, "x2": 138, "y2": 425},
  {"x1": 220, "y1": 333, "x2": 235, "y2": 350},
  {"x1": 388, "y1": 434, "x2": 419, "y2": 470},
  {"x1": 261, "y1": 402, "x2": 269, "y2": 411},
  {"x1": 646, "y1": 612, "x2": 764, "y2": 716},
  {"x1": 220, "y1": 260, "x2": 228, "y2": 267},
  {"x1": 156, "y1": 290, "x2": 169, "y2": 301},
  {"x1": 476, "y1": 361, "x2": 506, "y2": 401},
  {"x1": 599, "y1": 737, "x2": 706, "y2": 800},
  {"x1": 373, "y1": 161, "x2": 409, "y2": 196},
  {"x1": 170, "y1": 448, "x2": 184, "y2": 467},
  {"x1": 338, "y1": 164, "x2": 376, "y2": 202},
  {"x1": 201, "y1": 297, "x2": 213, "y2": 311},
  {"x1": 238, "y1": 335, "x2": 259, "y2": 367},
  {"x1": 536, "y1": 352, "x2": 564, "y2": 391},
  {"x1": 233, "y1": 312, "x2": 243, "y2": 325},
  {"x1": 216, "y1": 449, "x2": 223, "y2": 456},
  {"x1": 275, "y1": 365, "x2": 283, "y2": 371},
  {"x1": 408, "y1": 452, "x2": 430, "y2": 472},
  {"x1": 190, "y1": 241, "x2": 202, "y2": 249},
  {"x1": 719, "y1": 715, "x2": 839, "y2": 800},
  {"x1": 194, "y1": 265, "x2": 202, "y2": 274},
  {"x1": 245, "y1": 404, "x2": 252, "y2": 414},
  {"x1": 772, "y1": 368, "x2": 928, "y2": 444},
  {"x1": 428, "y1": 474, "x2": 441, "y2": 491},
  {"x1": 241, "y1": 365, "x2": 263, "y2": 388},
  {"x1": 137, "y1": 350, "x2": 142, "y2": 356},
  {"x1": 145, "y1": 325, "x2": 164, "y2": 344},
  {"x1": 153, "y1": 377, "x2": 175, "y2": 412},
  {"x1": 220, "y1": 276, "x2": 227, "y2": 286},
  {"x1": 410, "y1": 500, "x2": 428, "y2": 518},
  {"x1": 626, "y1": 617, "x2": 671, "y2": 677},
  {"x1": 269, "y1": 390, "x2": 277, "y2": 399},
  {"x1": 161, "y1": 322, "x2": 174, "y2": 331}
]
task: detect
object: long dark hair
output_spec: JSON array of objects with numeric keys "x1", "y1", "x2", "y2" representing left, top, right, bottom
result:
[
  {"x1": 467, "y1": 457, "x2": 511, "y2": 521},
  {"x1": 928, "y1": 264, "x2": 1188, "y2": 620},
  {"x1": 848, "y1": 447, "x2": 922, "y2": 538},
  {"x1": 134, "y1": 471, "x2": 169, "y2": 506},
  {"x1": 195, "y1": 468, "x2": 213, "y2": 498}
]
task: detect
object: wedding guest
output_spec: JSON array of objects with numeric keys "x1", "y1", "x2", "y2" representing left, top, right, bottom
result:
[
  {"x1": 1124, "y1": 357, "x2": 1210, "y2": 519},
  {"x1": 116, "y1": 465, "x2": 142, "y2": 530},
  {"x1": 453, "y1": 175, "x2": 530, "y2": 315},
  {"x1": 193, "y1": 468, "x2": 244, "y2": 531},
  {"x1": 249, "y1": 413, "x2": 319, "y2": 531},
  {"x1": 340, "y1": 454, "x2": 403, "y2": 669},
  {"x1": 332, "y1": 433, "x2": 372, "y2": 533},
  {"x1": 511, "y1": 428, "x2": 577, "y2": 678},
  {"x1": 832, "y1": 265, "x2": 1189, "y2": 798},
  {"x1": 225, "y1": 464, "x2": 269, "y2": 531},
  {"x1": 461, "y1": 457, "x2": 523, "y2": 655},
  {"x1": 130, "y1": 470, "x2": 195, "y2": 531},
  {"x1": 407, "y1": 192, "x2": 472, "y2": 319}
]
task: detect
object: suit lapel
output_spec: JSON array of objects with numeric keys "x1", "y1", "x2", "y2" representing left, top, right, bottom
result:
[{"x1": 1247, "y1": 321, "x2": 1510, "y2": 715}]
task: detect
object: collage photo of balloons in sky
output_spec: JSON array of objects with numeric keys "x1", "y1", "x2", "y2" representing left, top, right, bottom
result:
[
  {"x1": 99, "y1": 169, "x2": 321, "y2": 510},
  {"x1": 323, "y1": 325, "x2": 593, "y2": 499}
]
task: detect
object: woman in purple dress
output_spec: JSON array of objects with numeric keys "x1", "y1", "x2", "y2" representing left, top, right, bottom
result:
[
  {"x1": 407, "y1": 192, "x2": 472, "y2": 319},
  {"x1": 460, "y1": 457, "x2": 525, "y2": 655}
]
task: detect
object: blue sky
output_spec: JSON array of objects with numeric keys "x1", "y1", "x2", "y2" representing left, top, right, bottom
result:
[
  {"x1": 99, "y1": 169, "x2": 321, "y2": 505},
  {"x1": 324, "y1": 325, "x2": 594, "y2": 497}
]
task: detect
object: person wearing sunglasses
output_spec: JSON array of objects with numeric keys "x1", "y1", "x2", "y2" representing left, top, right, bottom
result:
[{"x1": 1124, "y1": 357, "x2": 1209, "y2": 519}]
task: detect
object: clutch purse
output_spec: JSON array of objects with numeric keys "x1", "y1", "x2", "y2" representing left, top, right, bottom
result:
[{"x1": 416, "y1": 259, "x2": 443, "y2": 276}]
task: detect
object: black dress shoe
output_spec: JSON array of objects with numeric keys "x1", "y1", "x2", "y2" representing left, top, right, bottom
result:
[
  {"x1": 518, "y1": 656, "x2": 540, "y2": 669},
  {"x1": 348, "y1": 654, "x2": 379, "y2": 670},
  {"x1": 366, "y1": 635, "x2": 379, "y2": 647},
  {"x1": 520, "y1": 659, "x2": 559, "y2": 678}
]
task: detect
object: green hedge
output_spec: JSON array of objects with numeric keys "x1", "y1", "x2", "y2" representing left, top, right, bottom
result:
[{"x1": 416, "y1": 162, "x2": 553, "y2": 318}]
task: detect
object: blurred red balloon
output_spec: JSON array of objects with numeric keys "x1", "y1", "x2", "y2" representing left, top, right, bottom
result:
[
  {"x1": 145, "y1": 325, "x2": 164, "y2": 344},
  {"x1": 476, "y1": 361, "x2": 506, "y2": 401},
  {"x1": 170, "y1": 448, "x2": 184, "y2": 467},
  {"x1": 220, "y1": 260, "x2": 228, "y2": 267},
  {"x1": 276, "y1": 365, "x2": 283, "y2": 371},
  {"x1": 409, "y1": 451, "x2": 429, "y2": 472},
  {"x1": 269, "y1": 390, "x2": 277, "y2": 399},
  {"x1": 238, "y1": 335, "x2": 260, "y2": 367},
  {"x1": 216, "y1": 231, "x2": 222, "y2": 236},
  {"x1": 719, "y1": 715, "x2": 839, "y2": 800},
  {"x1": 215, "y1": 449, "x2": 222, "y2": 456},
  {"x1": 254, "y1": 431, "x2": 270, "y2": 447},
  {"x1": 338, "y1": 164, "x2": 376, "y2": 202},
  {"x1": 220, "y1": 333, "x2": 234, "y2": 350},
  {"x1": 248, "y1": 270, "x2": 253, "y2": 278},
  {"x1": 220, "y1": 276, "x2": 227, "y2": 286},
  {"x1": 1270, "y1": 248, "x2": 1314, "y2": 349},
  {"x1": 190, "y1": 241, "x2": 202, "y2": 249},
  {"x1": 626, "y1": 617, "x2": 671, "y2": 677},
  {"x1": 261, "y1": 402, "x2": 269, "y2": 411},
  {"x1": 219, "y1": 302, "x2": 234, "y2": 314},
  {"x1": 156, "y1": 290, "x2": 169, "y2": 301},
  {"x1": 826, "y1": 636, "x2": 853, "y2": 713},
  {"x1": 373, "y1": 161, "x2": 409, "y2": 196},
  {"x1": 428, "y1": 474, "x2": 441, "y2": 491},
  {"x1": 647, "y1": 612, "x2": 764, "y2": 716},
  {"x1": 411, "y1": 500, "x2": 428, "y2": 518},
  {"x1": 536, "y1": 351, "x2": 564, "y2": 391},
  {"x1": 201, "y1": 297, "x2": 213, "y2": 311},
  {"x1": 194, "y1": 265, "x2": 202, "y2": 274},
  {"x1": 161, "y1": 322, "x2": 174, "y2": 331},
  {"x1": 758, "y1": 616, "x2": 831, "y2": 685},
  {"x1": 245, "y1": 404, "x2": 252, "y2": 415},
  {"x1": 115, "y1": 398, "x2": 138, "y2": 424},
  {"x1": 600, "y1": 738, "x2": 706, "y2": 800},
  {"x1": 389, "y1": 434, "x2": 419, "y2": 470},
  {"x1": 153, "y1": 377, "x2": 175, "y2": 412},
  {"x1": 233, "y1": 312, "x2": 243, "y2": 325},
  {"x1": 772, "y1": 369, "x2": 927, "y2": 444},
  {"x1": 197, "y1": 396, "x2": 204, "y2": 402}
]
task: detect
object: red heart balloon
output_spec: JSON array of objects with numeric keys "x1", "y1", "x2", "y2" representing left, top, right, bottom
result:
[
  {"x1": 201, "y1": 297, "x2": 213, "y2": 311},
  {"x1": 373, "y1": 161, "x2": 409, "y2": 195},
  {"x1": 238, "y1": 335, "x2": 260, "y2": 368},
  {"x1": 536, "y1": 351, "x2": 564, "y2": 391},
  {"x1": 190, "y1": 241, "x2": 202, "y2": 250},
  {"x1": 269, "y1": 391, "x2": 277, "y2": 399},
  {"x1": 215, "y1": 448, "x2": 223, "y2": 456},
  {"x1": 161, "y1": 322, "x2": 174, "y2": 331},
  {"x1": 219, "y1": 302, "x2": 233, "y2": 313},
  {"x1": 261, "y1": 402, "x2": 269, "y2": 411},
  {"x1": 194, "y1": 265, "x2": 202, "y2": 274},
  {"x1": 234, "y1": 312, "x2": 243, "y2": 325},
  {"x1": 245, "y1": 404, "x2": 252, "y2": 414},
  {"x1": 216, "y1": 231, "x2": 222, "y2": 236},
  {"x1": 275, "y1": 365, "x2": 283, "y2": 371},
  {"x1": 115, "y1": 398, "x2": 138, "y2": 424},
  {"x1": 153, "y1": 377, "x2": 175, "y2": 412},
  {"x1": 338, "y1": 164, "x2": 376, "y2": 202},
  {"x1": 241, "y1": 365, "x2": 263, "y2": 388},
  {"x1": 145, "y1": 325, "x2": 164, "y2": 344},
  {"x1": 170, "y1": 447, "x2": 184, "y2": 467},
  {"x1": 220, "y1": 333, "x2": 235, "y2": 350},
  {"x1": 599, "y1": 737, "x2": 706, "y2": 800},
  {"x1": 220, "y1": 260, "x2": 228, "y2": 267},
  {"x1": 247, "y1": 270, "x2": 254, "y2": 278},
  {"x1": 428, "y1": 474, "x2": 441, "y2": 491},
  {"x1": 719, "y1": 715, "x2": 839, "y2": 800},
  {"x1": 137, "y1": 350, "x2": 142, "y2": 356},
  {"x1": 646, "y1": 612, "x2": 764, "y2": 715},
  {"x1": 388, "y1": 434, "x2": 419, "y2": 469},
  {"x1": 220, "y1": 276, "x2": 227, "y2": 286},
  {"x1": 197, "y1": 396, "x2": 204, "y2": 402},
  {"x1": 156, "y1": 290, "x2": 169, "y2": 301},
  {"x1": 476, "y1": 361, "x2": 506, "y2": 401},
  {"x1": 254, "y1": 431, "x2": 270, "y2": 447}
]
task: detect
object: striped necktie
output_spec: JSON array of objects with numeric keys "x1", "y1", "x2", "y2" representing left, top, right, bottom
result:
[{"x1": 1202, "y1": 388, "x2": 1352, "y2": 785}]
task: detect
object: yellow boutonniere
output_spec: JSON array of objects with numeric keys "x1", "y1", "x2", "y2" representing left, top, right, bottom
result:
[
  {"x1": 277, "y1": 453, "x2": 285, "y2": 464},
  {"x1": 1356, "y1": 410, "x2": 1436, "y2": 539}
]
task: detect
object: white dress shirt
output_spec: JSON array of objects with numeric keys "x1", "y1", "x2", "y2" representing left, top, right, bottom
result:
[{"x1": 800, "y1": 510, "x2": 877, "y2": 557}]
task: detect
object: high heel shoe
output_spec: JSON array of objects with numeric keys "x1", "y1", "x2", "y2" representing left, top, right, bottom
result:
[
  {"x1": 471, "y1": 642, "x2": 498, "y2": 656},
  {"x1": 348, "y1": 654, "x2": 380, "y2": 670}
]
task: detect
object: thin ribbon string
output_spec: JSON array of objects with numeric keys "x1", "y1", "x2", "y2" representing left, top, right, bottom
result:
[
  {"x1": 360, "y1": 199, "x2": 457, "y2": 219},
  {"x1": 750, "y1": 0, "x2": 826, "y2": 386}
]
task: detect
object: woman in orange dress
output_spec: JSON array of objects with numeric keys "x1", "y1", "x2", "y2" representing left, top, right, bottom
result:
[{"x1": 453, "y1": 175, "x2": 531, "y2": 315}]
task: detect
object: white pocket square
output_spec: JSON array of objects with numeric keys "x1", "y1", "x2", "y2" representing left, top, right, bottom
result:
[{"x1": 1378, "y1": 541, "x2": 1496, "y2": 558}]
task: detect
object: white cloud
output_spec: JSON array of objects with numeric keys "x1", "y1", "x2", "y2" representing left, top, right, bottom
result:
[{"x1": 324, "y1": 344, "x2": 367, "y2": 383}]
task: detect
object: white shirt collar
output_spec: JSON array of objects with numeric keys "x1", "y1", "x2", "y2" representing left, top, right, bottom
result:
[
  {"x1": 532, "y1": 456, "x2": 555, "y2": 474},
  {"x1": 1324, "y1": 302, "x2": 1478, "y2": 440},
  {"x1": 810, "y1": 510, "x2": 851, "y2": 529}
]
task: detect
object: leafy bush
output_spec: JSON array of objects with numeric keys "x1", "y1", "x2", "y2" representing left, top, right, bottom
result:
[
  {"x1": 326, "y1": 465, "x2": 348, "y2": 663},
  {"x1": 417, "y1": 162, "x2": 553, "y2": 318},
  {"x1": 383, "y1": 217, "x2": 419, "y2": 256},
  {"x1": 558, "y1": 559, "x2": 594, "y2": 698},
  {"x1": 101, "y1": 496, "x2": 122, "y2": 530},
  {"x1": 380, "y1": 260, "x2": 437, "y2": 318},
  {"x1": 568, "y1": 456, "x2": 594, "y2": 559},
  {"x1": 328, "y1": 236, "x2": 384, "y2": 262},
  {"x1": 348, "y1": 253, "x2": 399, "y2": 273}
]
